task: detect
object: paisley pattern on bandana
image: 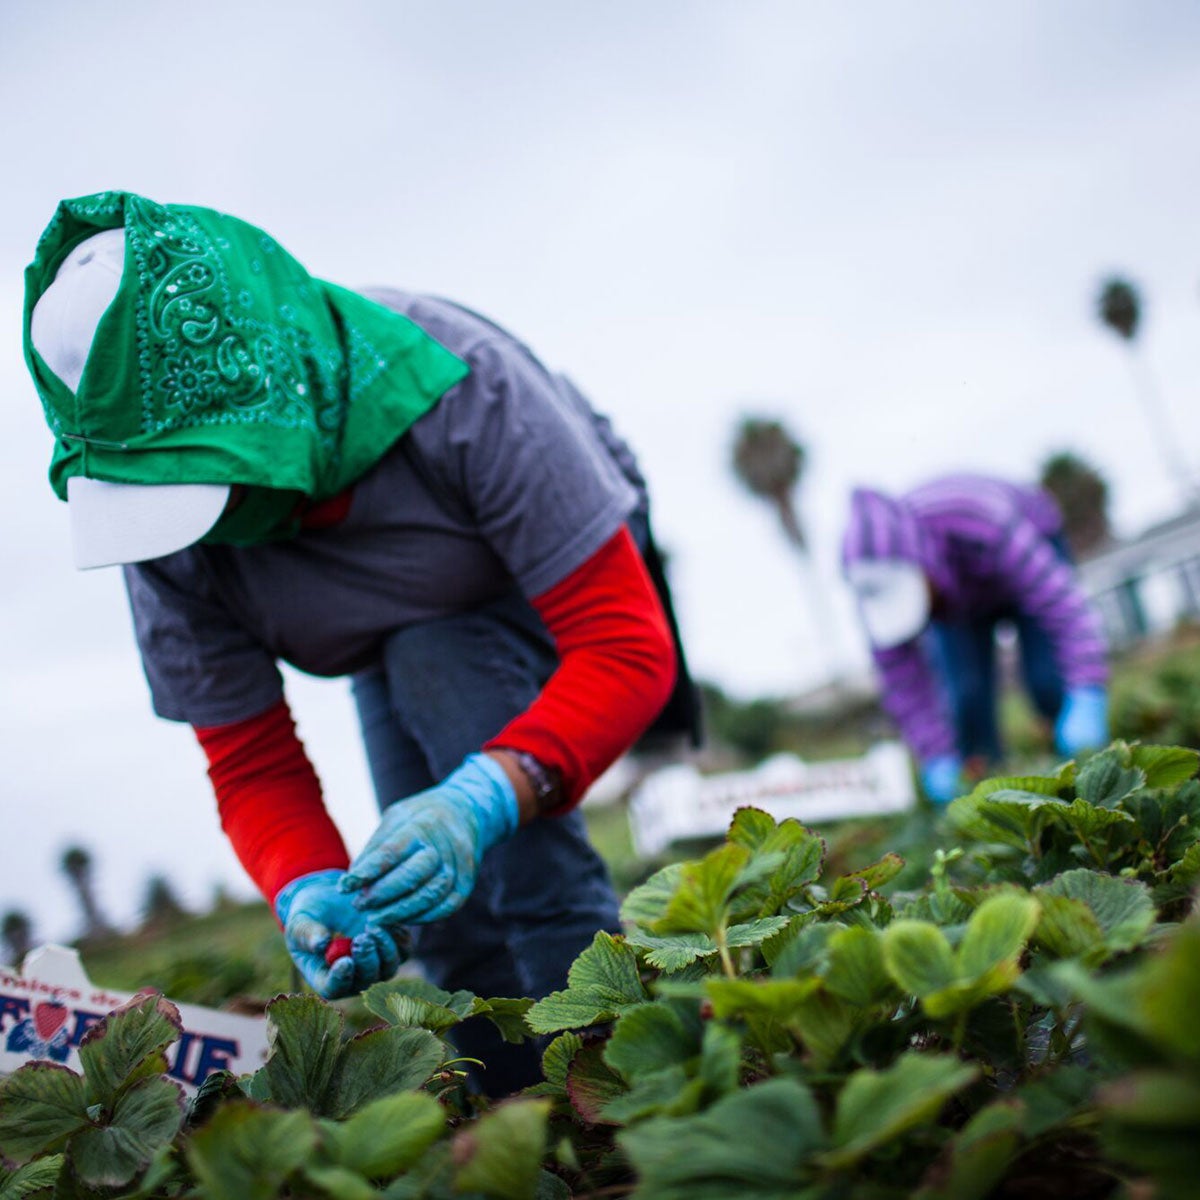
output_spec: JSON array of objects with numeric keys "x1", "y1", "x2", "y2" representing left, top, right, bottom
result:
[
  {"x1": 23, "y1": 192, "x2": 470, "y2": 502},
  {"x1": 129, "y1": 200, "x2": 340, "y2": 438}
]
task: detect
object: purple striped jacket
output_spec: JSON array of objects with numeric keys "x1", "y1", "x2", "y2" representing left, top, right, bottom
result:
[{"x1": 842, "y1": 474, "x2": 1108, "y2": 760}]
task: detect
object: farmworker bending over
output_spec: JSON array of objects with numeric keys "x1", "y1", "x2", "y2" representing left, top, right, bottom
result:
[
  {"x1": 841, "y1": 474, "x2": 1109, "y2": 804},
  {"x1": 23, "y1": 192, "x2": 698, "y2": 1094}
]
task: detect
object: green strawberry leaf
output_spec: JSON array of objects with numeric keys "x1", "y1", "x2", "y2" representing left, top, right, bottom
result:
[
  {"x1": 620, "y1": 862, "x2": 685, "y2": 929},
  {"x1": 842, "y1": 851, "x2": 906, "y2": 893},
  {"x1": 617, "y1": 1078, "x2": 826, "y2": 1199},
  {"x1": 525, "y1": 932, "x2": 647, "y2": 1034},
  {"x1": 1034, "y1": 869, "x2": 1155, "y2": 963},
  {"x1": 881, "y1": 921, "x2": 957, "y2": 998},
  {"x1": 955, "y1": 892, "x2": 1041, "y2": 984},
  {"x1": 324, "y1": 1027, "x2": 445, "y2": 1119},
  {"x1": 1065, "y1": 920, "x2": 1200, "y2": 1066},
  {"x1": 381, "y1": 994, "x2": 462, "y2": 1036},
  {"x1": 565, "y1": 1041, "x2": 627, "y2": 1125},
  {"x1": 726, "y1": 808, "x2": 825, "y2": 917},
  {"x1": 470, "y1": 996, "x2": 535, "y2": 1044},
  {"x1": 821, "y1": 1052, "x2": 979, "y2": 1169},
  {"x1": 66, "y1": 1075, "x2": 185, "y2": 1189},
  {"x1": 1129, "y1": 744, "x2": 1199, "y2": 789},
  {"x1": 539, "y1": 1032, "x2": 583, "y2": 1094},
  {"x1": 362, "y1": 977, "x2": 475, "y2": 1026},
  {"x1": 626, "y1": 929, "x2": 721, "y2": 971},
  {"x1": 705, "y1": 977, "x2": 824, "y2": 1024},
  {"x1": 451, "y1": 1099, "x2": 551, "y2": 1200},
  {"x1": 1051, "y1": 798, "x2": 1135, "y2": 847},
  {"x1": 257, "y1": 995, "x2": 344, "y2": 1112},
  {"x1": 301, "y1": 1164, "x2": 377, "y2": 1200},
  {"x1": 0, "y1": 1064, "x2": 89, "y2": 1162},
  {"x1": 79, "y1": 994, "x2": 182, "y2": 1107},
  {"x1": 0, "y1": 1155, "x2": 64, "y2": 1199},
  {"x1": 947, "y1": 791, "x2": 1061, "y2": 850},
  {"x1": 603, "y1": 1002, "x2": 699, "y2": 1083},
  {"x1": 186, "y1": 1103, "x2": 317, "y2": 1200},
  {"x1": 654, "y1": 843, "x2": 754, "y2": 937},
  {"x1": 822, "y1": 926, "x2": 895, "y2": 1007},
  {"x1": 321, "y1": 1091, "x2": 444, "y2": 1178},
  {"x1": 912, "y1": 1099, "x2": 1024, "y2": 1200},
  {"x1": 884, "y1": 894, "x2": 1038, "y2": 1019},
  {"x1": 1075, "y1": 749, "x2": 1145, "y2": 808}
]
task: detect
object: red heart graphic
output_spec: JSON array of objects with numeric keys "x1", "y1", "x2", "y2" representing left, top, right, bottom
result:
[{"x1": 33, "y1": 1001, "x2": 68, "y2": 1041}]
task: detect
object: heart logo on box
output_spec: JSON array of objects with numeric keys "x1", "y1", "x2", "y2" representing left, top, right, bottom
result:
[{"x1": 33, "y1": 1001, "x2": 68, "y2": 1042}]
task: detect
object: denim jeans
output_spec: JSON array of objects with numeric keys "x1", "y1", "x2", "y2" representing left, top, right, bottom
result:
[
  {"x1": 350, "y1": 589, "x2": 622, "y2": 1096},
  {"x1": 927, "y1": 612, "x2": 1065, "y2": 762},
  {"x1": 926, "y1": 534, "x2": 1073, "y2": 763}
]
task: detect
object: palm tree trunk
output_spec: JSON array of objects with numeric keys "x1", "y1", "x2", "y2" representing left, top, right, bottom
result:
[{"x1": 1126, "y1": 350, "x2": 1198, "y2": 506}]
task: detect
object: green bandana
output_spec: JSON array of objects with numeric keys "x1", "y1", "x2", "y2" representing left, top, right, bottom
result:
[
  {"x1": 23, "y1": 192, "x2": 470, "y2": 504},
  {"x1": 201, "y1": 486, "x2": 305, "y2": 546}
]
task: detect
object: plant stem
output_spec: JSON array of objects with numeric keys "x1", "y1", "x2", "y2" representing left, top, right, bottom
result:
[
  {"x1": 715, "y1": 924, "x2": 737, "y2": 979},
  {"x1": 952, "y1": 1010, "x2": 968, "y2": 1054},
  {"x1": 1078, "y1": 829, "x2": 1103, "y2": 867}
]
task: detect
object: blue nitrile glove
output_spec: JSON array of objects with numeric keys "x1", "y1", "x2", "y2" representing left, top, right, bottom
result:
[
  {"x1": 1054, "y1": 686, "x2": 1109, "y2": 756},
  {"x1": 340, "y1": 753, "x2": 520, "y2": 926},
  {"x1": 920, "y1": 754, "x2": 965, "y2": 806},
  {"x1": 274, "y1": 869, "x2": 408, "y2": 1000}
]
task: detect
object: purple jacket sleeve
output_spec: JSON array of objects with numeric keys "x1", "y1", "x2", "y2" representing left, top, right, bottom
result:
[
  {"x1": 989, "y1": 516, "x2": 1109, "y2": 688},
  {"x1": 872, "y1": 640, "x2": 958, "y2": 762}
]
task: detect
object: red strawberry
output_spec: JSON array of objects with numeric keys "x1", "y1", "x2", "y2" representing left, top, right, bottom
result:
[
  {"x1": 325, "y1": 937, "x2": 353, "y2": 966},
  {"x1": 33, "y1": 1000, "x2": 68, "y2": 1041}
]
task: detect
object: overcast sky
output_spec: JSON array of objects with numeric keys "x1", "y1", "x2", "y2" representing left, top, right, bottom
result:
[{"x1": 2, "y1": 0, "x2": 1199, "y2": 943}]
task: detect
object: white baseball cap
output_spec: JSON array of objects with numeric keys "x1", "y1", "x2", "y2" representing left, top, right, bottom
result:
[
  {"x1": 30, "y1": 229, "x2": 229, "y2": 569},
  {"x1": 845, "y1": 559, "x2": 930, "y2": 649}
]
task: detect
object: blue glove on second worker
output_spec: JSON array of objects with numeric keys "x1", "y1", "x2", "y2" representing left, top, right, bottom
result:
[
  {"x1": 1054, "y1": 686, "x2": 1109, "y2": 757},
  {"x1": 920, "y1": 754, "x2": 965, "y2": 806},
  {"x1": 274, "y1": 869, "x2": 407, "y2": 1000},
  {"x1": 340, "y1": 753, "x2": 520, "y2": 926}
]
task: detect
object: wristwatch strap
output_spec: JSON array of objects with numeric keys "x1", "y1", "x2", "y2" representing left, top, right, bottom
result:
[{"x1": 510, "y1": 750, "x2": 563, "y2": 813}]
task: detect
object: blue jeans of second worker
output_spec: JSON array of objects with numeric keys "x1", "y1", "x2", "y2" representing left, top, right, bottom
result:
[
  {"x1": 927, "y1": 611, "x2": 1065, "y2": 763},
  {"x1": 350, "y1": 590, "x2": 622, "y2": 1096}
]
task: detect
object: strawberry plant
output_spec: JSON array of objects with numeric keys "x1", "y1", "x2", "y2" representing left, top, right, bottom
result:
[
  {"x1": 524, "y1": 741, "x2": 1200, "y2": 1198},
  {"x1": 0, "y1": 740, "x2": 1195, "y2": 1198}
]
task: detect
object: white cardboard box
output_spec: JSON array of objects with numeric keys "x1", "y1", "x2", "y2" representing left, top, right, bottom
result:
[{"x1": 0, "y1": 944, "x2": 269, "y2": 1090}]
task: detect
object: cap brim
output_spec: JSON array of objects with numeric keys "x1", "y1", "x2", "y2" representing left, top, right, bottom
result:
[
  {"x1": 847, "y1": 560, "x2": 930, "y2": 649},
  {"x1": 67, "y1": 476, "x2": 230, "y2": 569}
]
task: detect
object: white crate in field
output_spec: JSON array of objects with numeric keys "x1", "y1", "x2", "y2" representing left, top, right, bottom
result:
[{"x1": 628, "y1": 741, "x2": 916, "y2": 858}]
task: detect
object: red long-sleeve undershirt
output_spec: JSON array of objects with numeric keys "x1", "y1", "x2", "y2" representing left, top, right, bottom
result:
[
  {"x1": 485, "y1": 525, "x2": 676, "y2": 806},
  {"x1": 194, "y1": 524, "x2": 677, "y2": 904},
  {"x1": 194, "y1": 701, "x2": 349, "y2": 905}
]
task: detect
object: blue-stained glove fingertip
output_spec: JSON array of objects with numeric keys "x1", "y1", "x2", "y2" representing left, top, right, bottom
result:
[{"x1": 318, "y1": 959, "x2": 356, "y2": 999}]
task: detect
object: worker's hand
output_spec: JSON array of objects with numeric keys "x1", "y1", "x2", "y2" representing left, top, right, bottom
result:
[
  {"x1": 340, "y1": 753, "x2": 520, "y2": 926},
  {"x1": 274, "y1": 869, "x2": 408, "y2": 999},
  {"x1": 920, "y1": 754, "x2": 965, "y2": 806},
  {"x1": 1054, "y1": 686, "x2": 1109, "y2": 757}
]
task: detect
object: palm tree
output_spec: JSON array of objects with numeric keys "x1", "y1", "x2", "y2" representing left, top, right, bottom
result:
[
  {"x1": 732, "y1": 418, "x2": 808, "y2": 548},
  {"x1": 60, "y1": 845, "x2": 114, "y2": 941},
  {"x1": 2, "y1": 910, "x2": 33, "y2": 967},
  {"x1": 1096, "y1": 275, "x2": 1196, "y2": 504},
  {"x1": 1039, "y1": 452, "x2": 1112, "y2": 559},
  {"x1": 732, "y1": 415, "x2": 840, "y2": 682}
]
